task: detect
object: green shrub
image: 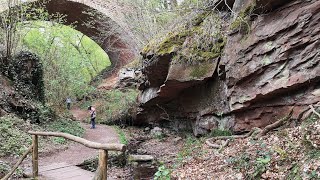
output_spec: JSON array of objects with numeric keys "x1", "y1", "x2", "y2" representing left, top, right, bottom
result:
[
  {"x1": 252, "y1": 155, "x2": 271, "y2": 179},
  {"x1": 154, "y1": 165, "x2": 171, "y2": 180}
]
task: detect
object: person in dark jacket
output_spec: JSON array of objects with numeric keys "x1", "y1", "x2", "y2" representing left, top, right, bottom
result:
[
  {"x1": 66, "y1": 97, "x2": 71, "y2": 110},
  {"x1": 88, "y1": 106, "x2": 96, "y2": 129}
]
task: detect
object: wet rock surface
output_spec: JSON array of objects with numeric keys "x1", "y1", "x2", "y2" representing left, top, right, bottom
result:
[{"x1": 137, "y1": 0, "x2": 320, "y2": 134}]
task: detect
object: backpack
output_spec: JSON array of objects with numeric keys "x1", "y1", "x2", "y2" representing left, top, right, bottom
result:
[{"x1": 91, "y1": 110, "x2": 96, "y2": 118}]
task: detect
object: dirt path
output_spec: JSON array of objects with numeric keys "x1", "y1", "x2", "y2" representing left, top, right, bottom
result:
[
  {"x1": 97, "y1": 75, "x2": 118, "y2": 90},
  {"x1": 39, "y1": 108, "x2": 120, "y2": 166},
  {"x1": 70, "y1": 107, "x2": 88, "y2": 122}
]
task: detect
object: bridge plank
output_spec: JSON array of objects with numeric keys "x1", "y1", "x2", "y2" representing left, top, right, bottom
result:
[
  {"x1": 39, "y1": 163, "x2": 94, "y2": 180},
  {"x1": 39, "y1": 162, "x2": 72, "y2": 172}
]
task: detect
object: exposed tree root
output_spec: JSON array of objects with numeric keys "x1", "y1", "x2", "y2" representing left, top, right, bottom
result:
[
  {"x1": 218, "y1": 139, "x2": 230, "y2": 153},
  {"x1": 309, "y1": 105, "x2": 320, "y2": 118},
  {"x1": 205, "y1": 127, "x2": 261, "y2": 148},
  {"x1": 256, "y1": 108, "x2": 293, "y2": 138},
  {"x1": 206, "y1": 108, "x2": 294, "y2": 150},
  {"x1": 205, "y1": 103, "x2": 320, "y2": 151}
]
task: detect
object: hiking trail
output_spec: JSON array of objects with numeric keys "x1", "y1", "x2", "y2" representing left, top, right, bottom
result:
[{"x1": 39, "y1": 107, "x2": 120, "y2": 166}]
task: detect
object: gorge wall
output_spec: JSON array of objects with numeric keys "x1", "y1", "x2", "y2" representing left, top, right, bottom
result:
[{"x1": 136, "y1": 0, "x2": 320, "y2": 135}]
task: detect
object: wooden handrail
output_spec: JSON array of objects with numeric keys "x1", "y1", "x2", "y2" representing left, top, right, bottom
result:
[
  {"x1": 27, "y1": 131, "x2": 126, "y2": 180},
  {"x1": 2, "y1": 131, "x2": 125, "y2": 180},
  {"x1": 28, "y1": 131, "x2": 126, "y2": 152},
  {"x1": 1, "y1": 145, "x2": 33, "y2": 180}
]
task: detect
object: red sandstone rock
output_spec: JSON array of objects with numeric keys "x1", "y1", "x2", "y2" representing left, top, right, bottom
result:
[{"x1": 138, "y1": 0, "x2": 320, "y2": 134}]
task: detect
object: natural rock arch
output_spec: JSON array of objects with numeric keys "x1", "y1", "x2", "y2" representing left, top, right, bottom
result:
[{"x1": 2, "y1": 0, "x2": 138, "y2": 78}]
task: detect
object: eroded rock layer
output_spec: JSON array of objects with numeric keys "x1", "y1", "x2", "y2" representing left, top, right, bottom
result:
[{"x1": 137, "y1": 0, "x2": 320, "y2": 135}]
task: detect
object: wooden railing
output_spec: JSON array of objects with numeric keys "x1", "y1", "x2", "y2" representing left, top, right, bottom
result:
[{"x1": 1, "y1": 131, "x2": 126, "y2": 180}]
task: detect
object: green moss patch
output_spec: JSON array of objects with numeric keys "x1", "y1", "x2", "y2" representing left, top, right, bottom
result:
[
  {"x1": 230, "y1": 2, "x2": 256, "y2": 34},
  {"x1": 190, "y1": 65, "x2": 210, "y2": 78},
  {"x1": 142, "y1": 12, "x2": 226, "y2": 64}
]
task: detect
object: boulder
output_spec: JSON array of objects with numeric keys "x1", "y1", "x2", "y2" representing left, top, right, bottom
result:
[{"x1": 193, "y1": 115, "x2": 219, "y2": 136}]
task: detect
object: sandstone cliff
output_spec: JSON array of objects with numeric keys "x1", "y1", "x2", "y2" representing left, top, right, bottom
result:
[{"x1": 137, "y1": 0, "x2": 320, "y2": 135}]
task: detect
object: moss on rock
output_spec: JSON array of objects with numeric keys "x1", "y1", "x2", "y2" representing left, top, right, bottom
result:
[
  {"x1": 190, "y1": 65, "x2": 210, "y2": 78},
  {"x1": 230, "y1": 1, "x2": 256, "y2": 34},
  {"x1": 141, "y1": 11, "x2": 228, "y2": 81},
  {"x1": 142, "y1": 12, "x2": 226, "y2": 64},
  {"x1": 174, "y1": 30, "x2": 226, "y2": 64}
]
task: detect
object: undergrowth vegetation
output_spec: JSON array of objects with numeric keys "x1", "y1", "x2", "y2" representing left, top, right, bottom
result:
[
  {"x1": 80, "y1": 89, "x2": 138, "y2": 125},
  {"x1": 0, "y1": 115, "x2": 32, "y2": 156},
  {"x1": 154, "y1": 164, "x2": 171, "y2": 180},
  {"x1": 226, "y1": 110, "x2": 320, "y2": 179},
  {"x1": 113, "y1": 126, "x2": 128, "y2": 145},
  {"x1": 0, "y1": 113, "x2": 85, "y2": 157}
]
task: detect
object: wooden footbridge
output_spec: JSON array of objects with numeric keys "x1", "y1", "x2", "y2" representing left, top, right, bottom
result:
[
  {"x1": 1, "y1": 131, "x2": 125, "y2": 180},
  {"x1": 38, "y1": 162, "x2": 94, "y2": 180}
]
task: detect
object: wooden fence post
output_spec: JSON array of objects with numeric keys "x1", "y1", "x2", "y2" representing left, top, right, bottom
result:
[
  {"x1": 94, "y1": 149, "x2": 108, "y2": 180},
  {"x1": 32, "y1": 135, "x2": 39, "y2": 178}
]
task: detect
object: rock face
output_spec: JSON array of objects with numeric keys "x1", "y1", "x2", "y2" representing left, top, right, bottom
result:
[
  {"x1": 223, "y1": 0, "x2": 320, "y2": 132},
  {"x1": 116, "y1": 68, "x2": 144, "y2": 89},
  {"x1": 137, "y1": 0, "x2": 320, "y2": 135}
]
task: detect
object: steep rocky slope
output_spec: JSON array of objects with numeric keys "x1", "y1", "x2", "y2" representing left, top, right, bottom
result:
[{"x1": 136, "y1": 0, "x2": 320, "y2": 135}]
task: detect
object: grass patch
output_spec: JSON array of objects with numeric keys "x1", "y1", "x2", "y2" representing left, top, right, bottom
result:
[
  {"x1": 47, "y1": 118, "x2": 85, "y2": 144},
  {"x1": 209, "y1": 128, "x2": 232, "y2": 137},
  {"x1": 113, "y1": 126, "x2": 128, "y2": 145}
]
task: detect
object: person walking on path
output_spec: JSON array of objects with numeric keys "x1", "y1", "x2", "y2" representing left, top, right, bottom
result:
[
  {"x1": 88, "y1": 106, "x2": 96, "y2": 129},
  {"x1": 66, "y1": 97, "x2": 72, "y2": 110}
]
